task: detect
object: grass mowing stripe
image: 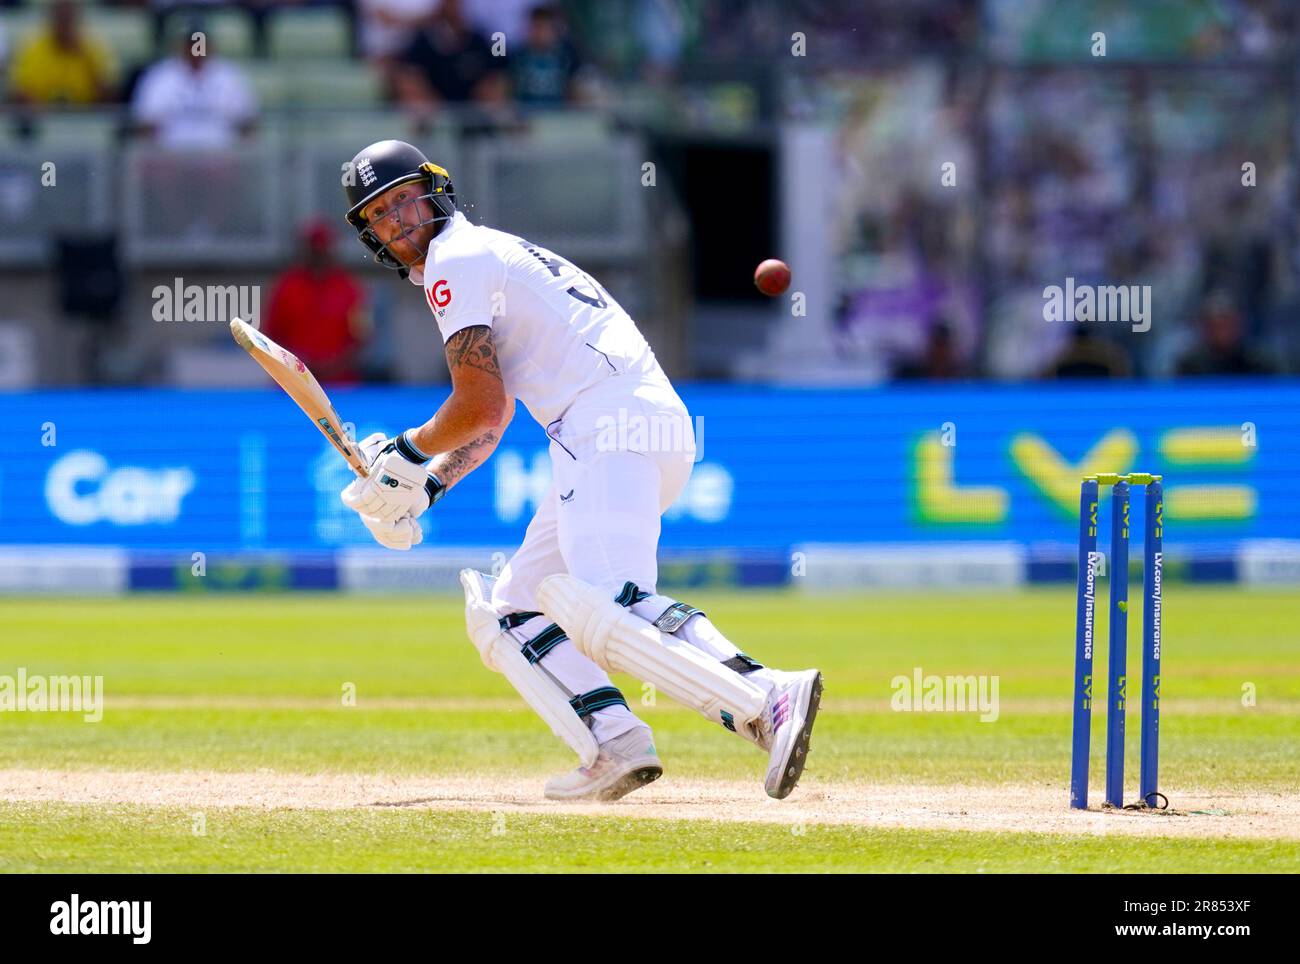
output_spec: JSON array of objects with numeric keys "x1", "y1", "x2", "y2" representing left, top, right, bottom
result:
[{"x1": 3, "y1": 802, "x2": 1298, "y2": 873}]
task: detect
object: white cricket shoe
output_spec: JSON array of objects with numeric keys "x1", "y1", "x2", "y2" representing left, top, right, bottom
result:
[
  {"x1": 756, "y1": 669, "x2": 823, "y2": 799},
  {"x1": 543, "y1": 725, "x2": 663, "y2": 802}
]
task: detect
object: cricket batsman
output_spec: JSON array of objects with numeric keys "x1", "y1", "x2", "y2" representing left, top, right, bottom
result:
[{"x1": 339, "y1": 140, "x2": 822, "y2": 801}]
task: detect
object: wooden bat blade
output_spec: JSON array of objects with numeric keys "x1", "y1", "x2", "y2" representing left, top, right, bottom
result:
[{"x1": 230, "y1": 317, "x2": 369, "y2": 477}]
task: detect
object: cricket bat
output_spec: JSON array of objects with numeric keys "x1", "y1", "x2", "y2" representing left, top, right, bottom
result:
[{"x1": 229, "y1": 317, "x2": 369, "y2": 477}]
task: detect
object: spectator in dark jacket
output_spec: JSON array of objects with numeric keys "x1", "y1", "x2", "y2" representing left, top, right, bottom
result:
[
  {"x1": 392, "y1": 0, "x2": 507, "y2": 110},
  {"x1": 1176, "y1": 294, "x2": 1276, "y2": 376},
  {"x1": 509, "y1": 4, "x2": 581, "y2": 106},
  {"x1": 1045, "y1": 326, "x2": 1133, "y2": 379}
]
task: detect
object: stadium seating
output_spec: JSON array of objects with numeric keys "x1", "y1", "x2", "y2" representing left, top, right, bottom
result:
[
  {"x1": 161, "y1": 6, "x2": 255, "y2": 59},
  {"x1": 24, "y1": 110, "x2": 119, "y2": 149},
  {"x1": 267, "y1": 7, "x2": 352, "y2": 60},
  {"x1": 86, "y1": 8, "x2": 154, "y2": 71},
  {"x1": 468, "y1": 135, "x2": 645, "y2": 261},
  {"x1": 3, "y1": 3, "x2": 350, "y2": 65},
  {"x1": 242, "y1": 61, "x2": 290, "y2": 109},
  {"x1": 286, "y1": 61, "x2": 382, "y2": 108}
]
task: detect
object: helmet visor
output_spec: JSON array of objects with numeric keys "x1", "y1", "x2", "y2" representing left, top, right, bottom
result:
[{"x1": 358, "y1": 186, "x2": 453, "y2": 271}]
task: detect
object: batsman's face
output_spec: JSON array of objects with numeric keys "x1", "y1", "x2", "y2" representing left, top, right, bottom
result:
[{"x1": 363, "y1": 183, "x2": 436, "y2": 268}]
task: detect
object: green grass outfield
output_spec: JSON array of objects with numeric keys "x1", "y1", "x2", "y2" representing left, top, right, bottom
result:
[
  {"x1": 1, "y1": 587, "x2": 1297, "y2": 872},
  {"x1": 5, "y1": 803, "x2": 1298, "y2": 873}
]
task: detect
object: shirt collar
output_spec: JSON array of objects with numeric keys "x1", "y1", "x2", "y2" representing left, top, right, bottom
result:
[
  {"x1": 407, "y1": 211, "x2": 467, "y2": 286},
  {"x1": 431, "y1": 210, "x2": 468, "y2": 248}
]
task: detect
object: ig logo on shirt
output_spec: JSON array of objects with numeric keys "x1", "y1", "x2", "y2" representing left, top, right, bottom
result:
[{"x1": 427, "y1": 279, "x2": 452, "y2": 317}]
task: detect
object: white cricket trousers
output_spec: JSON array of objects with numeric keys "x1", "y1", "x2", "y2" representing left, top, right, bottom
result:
[{"x1": 491, "y1": 373, "x2": 696, "y2": 744}]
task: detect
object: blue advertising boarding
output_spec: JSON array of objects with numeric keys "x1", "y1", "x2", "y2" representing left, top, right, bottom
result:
[{"x1": 0, "y1": 379, "x2": 1295, "y2": 554}]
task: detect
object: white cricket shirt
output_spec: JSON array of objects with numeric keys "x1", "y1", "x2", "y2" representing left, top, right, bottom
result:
[{"x1": 410, "y1": 211, "x2": 665, "y2": 426}]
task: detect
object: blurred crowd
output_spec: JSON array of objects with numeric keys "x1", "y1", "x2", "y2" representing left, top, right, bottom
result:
[
  {"x1": 2, "y1": 0, "x2": 1299, "y2": 383},
  {"x1": 0, "y1": 0, "x2": 598, "y2": 125},
  {"x1": 827, "y1": 0, "x2": 1300, "y2": 381}
]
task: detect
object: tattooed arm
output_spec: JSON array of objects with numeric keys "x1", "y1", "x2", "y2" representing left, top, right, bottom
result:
[
  {"x1": 407, "y1": 325, "x2": 510, "y2": 458},
  {"x1": 428, "y1": 396, "x2": 514, "y2": 489}
]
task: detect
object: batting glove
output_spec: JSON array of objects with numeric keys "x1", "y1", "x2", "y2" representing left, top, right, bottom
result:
[
  {"x1": 341, "y1": 431, "x2": 447, "y2": 522},
  {"x1": 360, "y1": 511, "x2": 424, "y2": 551}
]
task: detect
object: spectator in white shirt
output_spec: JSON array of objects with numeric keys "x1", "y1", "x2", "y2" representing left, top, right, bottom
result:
[
  {"x1": 128, "y1": 23, "x2": 260, "y2": 240},
  {"x1": 130, "y1": 25, "x2": 257, "y2": 150}
]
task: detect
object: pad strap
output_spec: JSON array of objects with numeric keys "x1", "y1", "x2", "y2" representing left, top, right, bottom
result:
[
  {"x1": 569, "y1": 686, "x2": 628, "y2": 718},
  {"x1": 498, "y1": 611, "x2": 568, "y2": 664},
  {"x1": 500, "y1": 611, "x2": 543, "y2": 631},
  {"x1": 614, "y1": 581, "x2": 652, "y2": 607},
  {"x1": 521, "y1": 623, "x2": 568, "y2": 664},
  {"x1": 722, "y1": 653, "x2": 764, "y2": 674}
]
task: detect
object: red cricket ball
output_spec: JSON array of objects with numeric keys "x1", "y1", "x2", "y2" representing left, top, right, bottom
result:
[{"x1": 754, "y1": 258, "x2": 791, "y2": 296}]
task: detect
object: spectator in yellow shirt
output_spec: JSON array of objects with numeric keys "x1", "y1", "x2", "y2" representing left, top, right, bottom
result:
[{"x1": 8, "y1": 0, "x2": 117, "y2": 105}]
